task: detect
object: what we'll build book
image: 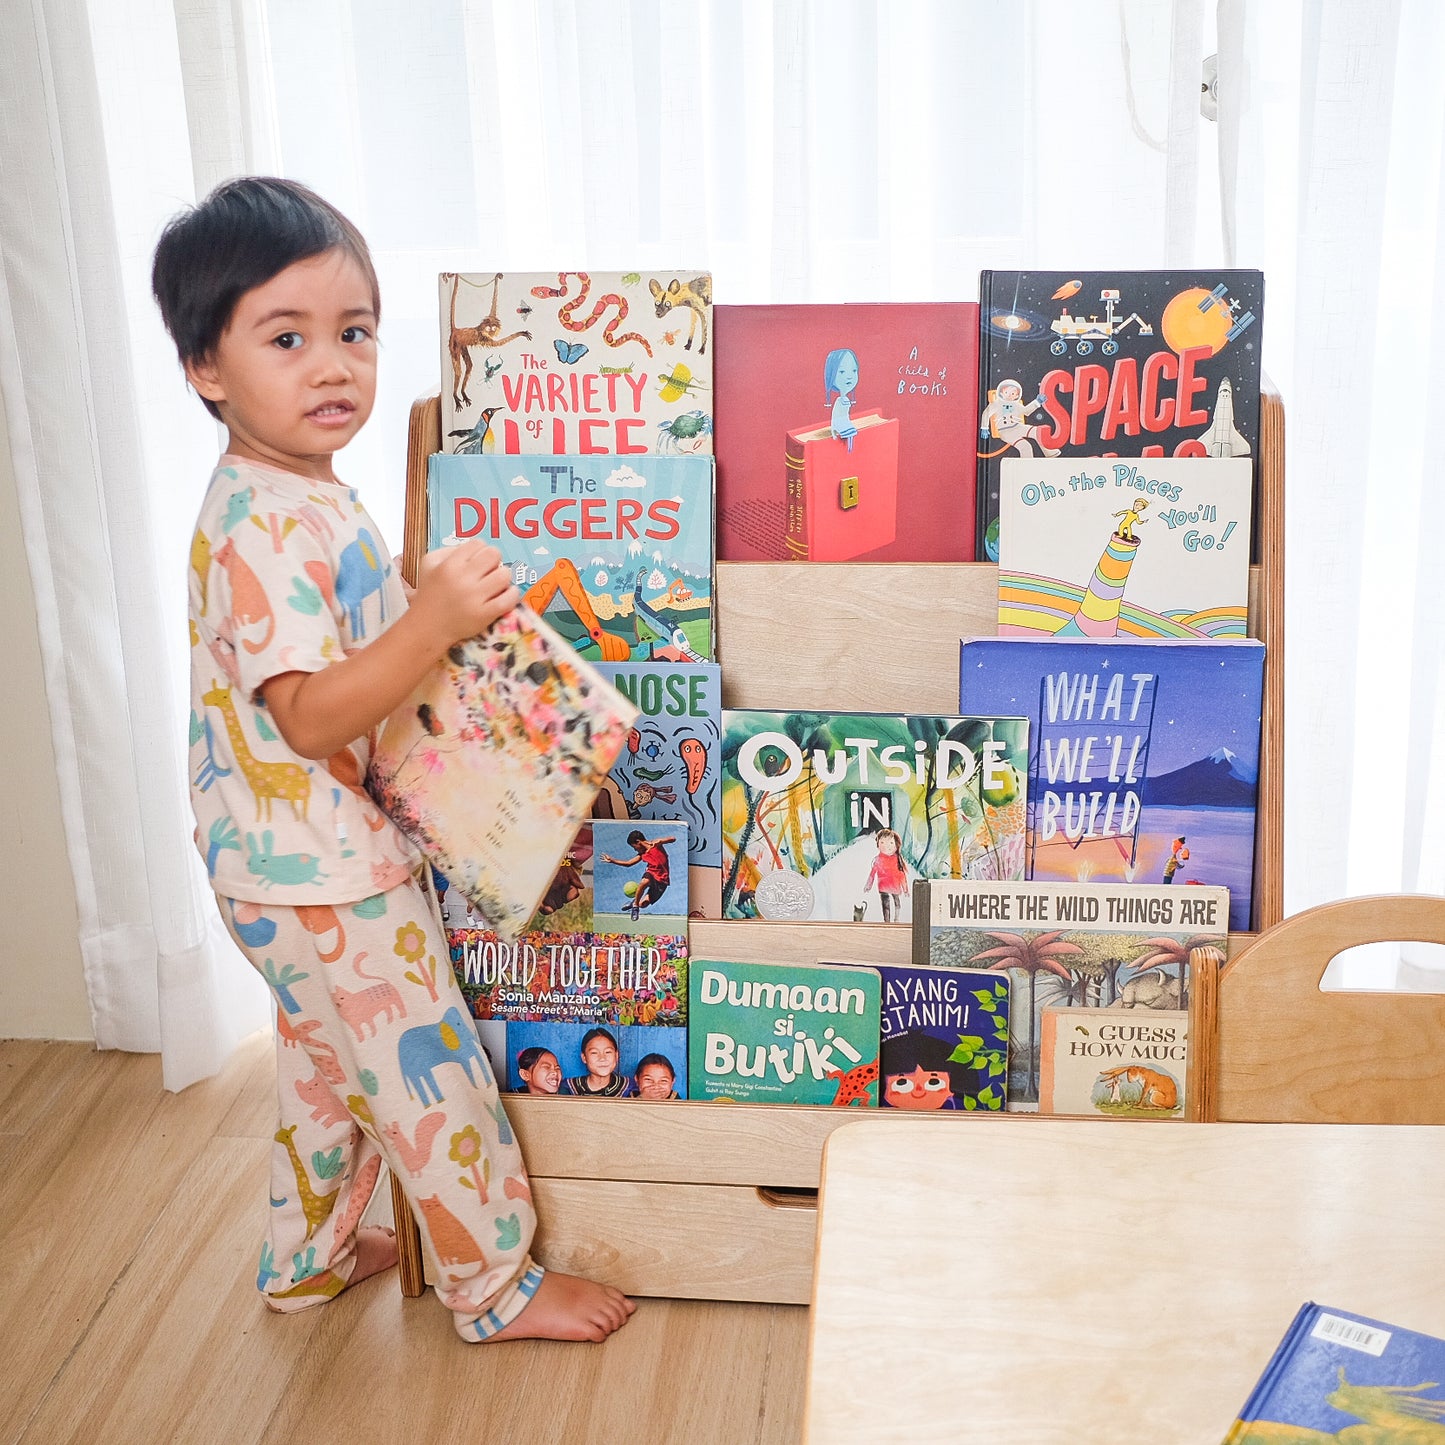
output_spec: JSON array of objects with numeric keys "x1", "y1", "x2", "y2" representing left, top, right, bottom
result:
[
  {"x1": 441, "y1": 819, "x2": 688, "y2": 1099},
  {"x1": 976, "y1": 269, "x2": 1263, "y2": 560},
  {"x1": 368, "y1": 608, "x2": 636, "y2": 940},
  {"x1": 439, "y1": 270, "x2": 713, "y2": 456},
  {"x1": 913, "y1": 878, "x2": 1228, "y2": 1113},
  {"x1": 719, "y1": 710, "x2": 1030, "y2": 924},
  {"x1": 959, "y1": 636, "x2": 1264, "y2": 932},
  {"x1": 429, "y1": 452, "x2": 715, "y2": 664}
]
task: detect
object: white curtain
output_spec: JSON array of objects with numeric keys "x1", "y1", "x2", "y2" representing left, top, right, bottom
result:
[{"x1": 2, "y1": 0, "x2": 1439, "y2": 1085}]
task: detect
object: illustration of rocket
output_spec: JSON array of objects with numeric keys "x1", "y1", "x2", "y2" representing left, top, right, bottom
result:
[{"x1": 1197, "y1": 376, "x2": 1251, "y2": 458}]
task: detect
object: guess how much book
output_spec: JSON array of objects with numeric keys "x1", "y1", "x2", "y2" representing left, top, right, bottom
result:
[
  {"x1": 688, "y1": 958, "x2": 882, "y2": 1106},
  {"x1": 596, "y1": 661, "x2": 722, "y2": 919},
  {"x1": 439, "y1": 270, "x2": 713, "y2": 457},
  {"x1": 1223, "y1": 1304, "x2": 1445, "y2": 1443},
  {"x1": 959, "y1": 636, "x2": 1264, "y2": 932},
  {"x1": 713, "y1": 302, "x2": 980, "y2": 562},
  {"x1": 367, "y1": 607, "x2": 637, "y2": 940},
  {"x1": 976, "y1": 269, "x2": 1264, "y2": 561},
  {"x1": 719, "y1": 711, "x2": 1030, "y2": 924},
  {"x1": 998, "y1": 456, "x2": 1253, "y2": 639},
  {"x1": 428, "y1": 452, "x2": 715, "y2": 664},
  {"x1": 913, "y1": 877, "x2": 1227, "y2": 1111},
  {"x1": 1038, "y1": 1007, "x2": 1188, "y2": 1118}
]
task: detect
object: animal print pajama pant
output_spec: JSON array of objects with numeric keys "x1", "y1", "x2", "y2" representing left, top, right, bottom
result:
[{"x1": 218, "y1": 872, "x2": 544, "y2": 1340}]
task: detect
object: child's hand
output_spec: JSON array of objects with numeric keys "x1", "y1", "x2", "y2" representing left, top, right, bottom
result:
[{"x1": 411, "y1": 540, "x2": 520, "y2": 648}]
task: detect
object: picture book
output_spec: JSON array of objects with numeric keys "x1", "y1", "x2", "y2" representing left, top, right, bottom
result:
[
  {"x1": 719, "y1": 710, "x2": 1030, "y2": 924},
  {"x1": 1037, "y1": 1006, "x2": 1188, "y2": 1118},
  {"x1": 439, "y1": 270, "x2": 713, "y2": 457},
  {"x1": 595, "y1": 660, "x2": 722, "y2": 918},
  {"x1": 440, "y1": 820, "x2": 689, "y2": 1099},
  {"x1": 688, "y1": 958, "x2": 882, "y2": 1105},
  {"x1": 912, "y1": 877, "x2": 1228, "y2": 1111},
  {"x1": 958, "y1": 636, "x2": 1264, "y2": 932},
  {"x1": 713, "y1": 302, "x2": 980, "y2": 562},
  {"x1": 997, "y1": 456, "x2": 1253, "y2": 638},
  {"x1": 1223, "y1": 1303, "x2": 1445, "y2": 1443},
  {"x1": 367, "y1": 608, "x2": 636, "y2": 940},
  {"x1": 428, "y1": 452, "x2": 716, "y2": 664},
  {"x1": 976, "y1": 269, "x2": 1264, "y2": 561}
]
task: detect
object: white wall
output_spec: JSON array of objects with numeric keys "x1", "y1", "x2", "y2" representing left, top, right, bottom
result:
[{"x1": 0, "y1": 397, "x2": 92, "y2": 1038}]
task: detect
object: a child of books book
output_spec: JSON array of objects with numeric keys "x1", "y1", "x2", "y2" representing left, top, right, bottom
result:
[
  {"x1": 366, "y1": 606, "x2": 637, "y2": 941},
  {"x1": 997, "y1": 456, "x2": 1253, "y2": 639},
  {"x1": 440, "y1": 820, "x2": 688, "y2": 1099},
  {"x1": 1222, "y1": 1303, "x2": 1445, "y2": 1443},
  {"x1": 719, "y1": 710, "x2": 1030, "y2": 924},
  {"x1": 712, "y1": 302, "x2": 980, "y2": 562},
  {"x1": 912, "y1": 878, "x2": 1228, "y2": 1112},
  {"x1": 976, "y1": 269, "x2": 1264, "y2": 561},
  {"x1": 439, "y1": 270, "x2": 713, "y2": 457},
  {"x1": 1037, "y1": 1007, "x2": 1188, "y2": 1118},
  {"x1": 688, "y1": 958, "x2": 881, "y2": 1105},
  {"x1": 428, "y1": 452, "x2": 715, "y2": 664},
  {"x1": 959, "y1": 635, "x2": 1264, "y2": 932},
  {"x1": 595, "y1": 660, "x2": 722, "y2": 919}
]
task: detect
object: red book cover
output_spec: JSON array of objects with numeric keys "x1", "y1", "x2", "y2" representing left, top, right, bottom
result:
[
  {"x1": 784, "y1": 410, "x2": 900, "y2": 561},
  {"x1": 715, "y1": 302, "x2": 979, "y2": 562}
]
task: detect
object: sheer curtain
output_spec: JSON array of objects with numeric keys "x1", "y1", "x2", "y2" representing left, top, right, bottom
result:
[{"x1": 2, "y1": 0, "x2": 1438, "y2": 1087}]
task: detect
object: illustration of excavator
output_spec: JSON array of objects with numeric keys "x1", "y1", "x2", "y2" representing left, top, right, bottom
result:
[{"x1": 523, "y1": 558, "x2": 631, "y2": 660}]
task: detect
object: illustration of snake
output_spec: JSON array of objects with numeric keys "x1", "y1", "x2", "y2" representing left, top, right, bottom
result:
[{"x1": 530, "y1": 272, "x2": 654, "y2": 356}]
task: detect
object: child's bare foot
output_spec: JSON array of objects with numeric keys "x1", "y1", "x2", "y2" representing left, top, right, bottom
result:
[
  {"x1": 350, "y1": 1225, "x2": 398, "y2": 1286},
  {"x1": 488, "y1": 1270, "x2": 636, "y2": 1343}
]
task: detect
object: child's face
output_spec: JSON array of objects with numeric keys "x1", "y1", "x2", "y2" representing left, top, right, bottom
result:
[
  {"x1": 520, "y1": 1051, "x2": 561, "y2": 1094},
  {"x1": 634, "y1": 1062, "x2": 675, "y2": 1100},
  {"x1": 878, "y1": 833, "x2": 897, "y2": 854},
  {"x1": 884, "y1": 1066, "x2": 953, "y2": 1110},
  {"x1": 186, "y1": 248, "x2": 377, "y2": 481},
  {"x1": 581, "y1": 1036, "x2": 618, "y2": 1080}
]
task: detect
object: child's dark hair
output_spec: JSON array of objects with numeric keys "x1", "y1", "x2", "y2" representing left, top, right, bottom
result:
[
  {"x1": 151, "y1": 176, "x2": 379, "y2": 419},
  {"x1": 517, "y1": 1046, "x2": 556, "y2": 1072},
  {"x1": 626, "y1": 830, "x2": 647, "y2": 850},
  {"x1": 580, "y1": 1027, "x2": 618, "y2": 1052},
  {"x1": 634, "y1": 1052, "x2": 674, "y2": 1079}
]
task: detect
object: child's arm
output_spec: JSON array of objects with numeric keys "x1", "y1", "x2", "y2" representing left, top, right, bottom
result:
[
  {"x1": 600, "y1": 852, "x2": 641, "y2": 866},
  {"x1": 263, "y1": 539, "x2": 518, "y2": 760}
]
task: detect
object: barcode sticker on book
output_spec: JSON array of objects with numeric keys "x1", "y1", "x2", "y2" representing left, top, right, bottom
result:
[{"x1": 1311, "y1": 1313, "x2": 1391, "y2": 1355}]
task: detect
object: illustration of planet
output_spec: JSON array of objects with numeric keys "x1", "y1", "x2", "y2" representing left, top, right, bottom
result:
[
  {"x1": 1160, "y1": 288, "x2": 1235, "y2": 357},
  {"x1": 1051, "y1": 278, "x2": 1083, "y2": 300}
]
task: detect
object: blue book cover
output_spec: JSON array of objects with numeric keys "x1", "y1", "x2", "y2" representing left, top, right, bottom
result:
[
  {"x1": 428, "y1": 452, "x2": 716, "y2": 663},
  {"x1": 1225, "y1": 1303, "x2": 1445, "y2": 1441},
  {"x1": 959, "y1": 636, "x2": 1263, "y2": 933}
]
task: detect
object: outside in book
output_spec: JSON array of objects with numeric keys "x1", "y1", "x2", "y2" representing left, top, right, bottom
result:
[
  {"x1": 428, "y1": 452, "x2": 715, "y2": 664},
  {"x1": 439, "y1": 270, "x2": 713, "y2": 457},
  {"x1": 959, "y1": 635, "x2": 1264, "y2": 932},
  {"x1": 1037, "y1": 1006, "x2": 1188, "y2": 1118},
  {"x1": 1223, "y1": 1303, "x2": 1445, "y2": 1443},
  {"x1": 976, "y1": 269, "x2": 1264, "y2": 561},
  {"x1": 719, "y1": 710, "x2": 1030, "y2": 924},
  {"x1": 713, "y1": 302, "x2": 979, "y2": 562}
]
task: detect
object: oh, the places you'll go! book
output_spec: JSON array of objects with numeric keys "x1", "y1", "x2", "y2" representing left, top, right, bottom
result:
[
  {"x1": 976, "y1": 268, "x2": 1263, "y2": 561},
  {"x1": 428, "y1": 452, "x2": 715, "y2": 665},
  {"x1": 688, "y1": 958, "x2": 882, "y2": 1106},
  {"x1": 367, "y1": 607, "x2": 637, "y2": 941},
  {"x1": 998, "y1": 455, "x2": 1253, "y2": 639},
  {"x1": 1223, "y1": 1303, "x2": 1445, "y2": 1443},
  {"x1": 438, "y1": 270, "x2": 713, "y2": 457},
  {"x1": 913, "y1": 877, "x2": 1227, "y2": 1113},
  {"x1": 719, "y1": 710, "x2": 1030, "y2": 924},
  {"x1": 959, "y1": 636, "x2": 1264, "y2": 932}
]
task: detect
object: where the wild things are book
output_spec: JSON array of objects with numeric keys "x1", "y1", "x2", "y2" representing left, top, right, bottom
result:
[
  {"x1": 719, "y1": 711, "x2": 1030, "y2": 924},
  {"x1": 913, "y1": 877, "x2": 1227, "y2": 1112},
  {"x1": 439, "y1": 270, "x2": 713, "y2": 457}
]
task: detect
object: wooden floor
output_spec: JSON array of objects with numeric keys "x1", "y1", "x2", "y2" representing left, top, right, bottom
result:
[{"x1": 0, "y1": 1036, "x2": 808, "y2": 1445}]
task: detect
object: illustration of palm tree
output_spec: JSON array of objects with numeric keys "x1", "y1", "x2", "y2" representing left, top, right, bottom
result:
[
  {"x1": 1125, "y1": 935, "x2": 1225, "y2": 1010},
  {"x1": 971, "y1": 929, "x2": 1085, "y2": 1097}
]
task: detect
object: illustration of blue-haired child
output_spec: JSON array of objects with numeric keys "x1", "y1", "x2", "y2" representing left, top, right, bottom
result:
[{"x1": 824, "y1": 347, "x2": 860, "y2": 451}]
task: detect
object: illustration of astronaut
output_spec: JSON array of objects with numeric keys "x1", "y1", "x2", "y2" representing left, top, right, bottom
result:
[{"x1": 978, "y1": 378, "x2": 1060, "y2": 458}]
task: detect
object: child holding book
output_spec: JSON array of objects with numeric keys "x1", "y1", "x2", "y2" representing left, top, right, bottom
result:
[{"x1": 154, "y1": 176, "x2": 633, "y2": 1343}]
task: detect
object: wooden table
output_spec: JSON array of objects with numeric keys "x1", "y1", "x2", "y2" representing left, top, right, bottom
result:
[{"x1": 803, "y1": 1118, "x2": 1445, "y2": 1444}]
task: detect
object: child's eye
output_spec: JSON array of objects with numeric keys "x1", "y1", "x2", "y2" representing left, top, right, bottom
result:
[
  {"x1": 341, "y1": 325, "x2": 372, "y2": 343},
  {"x1": 272, "y1": 331, "x2": 303, "y2": 350}
]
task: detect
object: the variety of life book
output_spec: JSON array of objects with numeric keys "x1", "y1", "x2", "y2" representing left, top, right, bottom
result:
[{"x1": 364, "y1": 265, "x2": 1268, "y2": 1108}]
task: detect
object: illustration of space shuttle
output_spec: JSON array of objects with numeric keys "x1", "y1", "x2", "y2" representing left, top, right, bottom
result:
[{"x1": 1197, "y1": 376, "x2": 1251, "y2": 457}]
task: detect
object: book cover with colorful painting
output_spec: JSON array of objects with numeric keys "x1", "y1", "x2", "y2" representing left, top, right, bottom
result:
[
  {"x1": 439, "y1": 270, "x2": 713, "y2": 457},
  {"x1": 595, "y1": 661, "x2": 722, "y2": 919},
  {"x1": 719, "y1": 710, "x2": 1030, "y2": 925},
  {"x1": 913, "y1": 877, "x2": 1227, "y2": 1111},
  {"x1": 367, "y1": 607, "x2": 636, "y2": 940},
  {"x1": 688, "y1": 958, "x2": 882, "y2": 1105},
  {"x1": 976, "y1": 269, "x2": 1264, "y2": 561},
  {"x1": 1037, "y1": 1006, "x2": 1188, "y2": 1118},
  {"x1": 428, "y1": 452, "x2": 715, "y2": 663},
  {"x1": 998, "y1": 456, "x2": 1253, "y2": 638},
  {"x1": 1224, "y1": 1303, "x2": 1445, "y2": 1443},
  {"x1": 959, "y1": 636, "x2": 1263, "y2": 932},
  {"x1": 713, "y1": 303, "x2": 979, "y2": 562}
]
